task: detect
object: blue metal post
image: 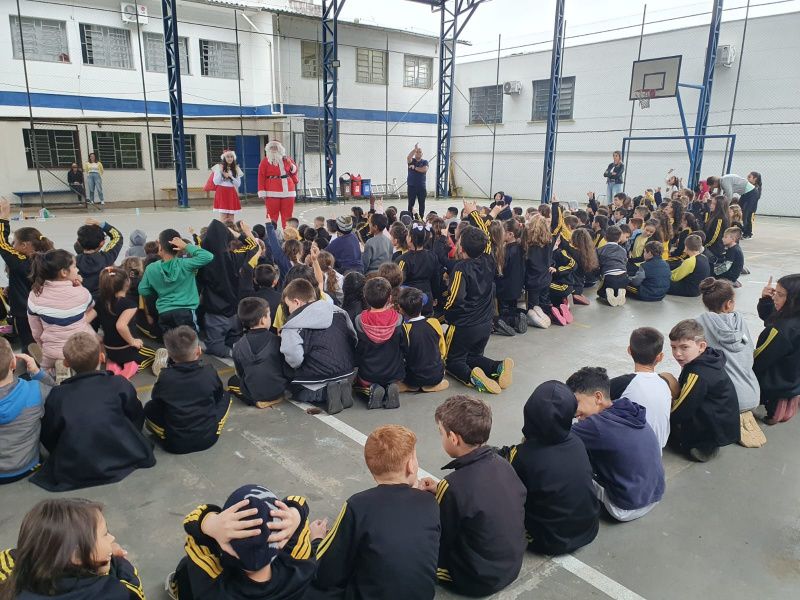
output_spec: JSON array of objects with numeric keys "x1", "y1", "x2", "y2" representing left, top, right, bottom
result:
[
  {"x1": 689, "y1": 0, "x2": 724, "y2": 189},
  {"x1": 162, "y1": 0, "x2": 188, "y2": 208},
  {"x1": 541, "y1": 0, "x2": 565, "y2": 204},
  {"x1": 322, "y1": 0, "x2": 344, "y2": 203},
  {"x1": 675, "y1": 88, "x2": 693, "y2": 158}
]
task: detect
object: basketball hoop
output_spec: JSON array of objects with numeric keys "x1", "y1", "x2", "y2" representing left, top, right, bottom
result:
[{"x1": 634, "y1": 88, "x2": 656, "y2": 109}]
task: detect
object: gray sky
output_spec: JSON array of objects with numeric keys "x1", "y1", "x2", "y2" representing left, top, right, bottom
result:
[{"x1": 338, "y1": 0, "x2": 799, "y2": 60}]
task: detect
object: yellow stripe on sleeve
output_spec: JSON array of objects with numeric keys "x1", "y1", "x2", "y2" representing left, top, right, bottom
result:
[
  {"x1": 672, "y1": 373, "x2": 698, "y2": 412},
  {"x1": 754, "y1": 327, "x2": 779, "y2": 360},
  {"x1": 316, "y1": 502, "x2": 348, "y2": 558},
  {"x1": 509, "y1": 446, "x2": 518, "y2": 464},
  {"x1": 185, "y1": 536, "x2": 222, "y2": 578},
  {"x1": 443, "y1": 271, "x2": 462, "y2": 310},
  {"x1": 435, "y1": 479, "x2": 449, "y2": 504},
  {"x1": 290, "y1": 522, "x2": 312, "y2": 560},
  {"x1": 183, "y1": 505, "x2": 207, "y2": 525},
  {"x1": 121, "y1": 578, "x2": 145, "y2": 600}
]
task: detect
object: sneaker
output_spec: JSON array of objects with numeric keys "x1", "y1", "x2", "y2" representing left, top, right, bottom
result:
[
  {"x1": 689, "y1": 446, "x2": 720, "y2": 462},
  {"x1": 27, "y1": 343, "x2": 43, "y2": 366},
  {"x1": 255, "y1": 398, "x2": 284, "y2": 409},
  {"x1": 165, "y1": 572, "x2": 178, "y2": 600},
  {"x1": 384, "y1": 383, "x2": 400, "y2": 409},
  {"x1": 738, "y1": 411, "x2": 767, "y2": 448},
  {"x1": 397, "y1": 381, "x2": 420, "y2": 393},
  {"x1": 495, "y1": 358, "x2": 514, "y2": 390},
  {"x1": 741, "y1": 266, "x2": 751, "y2": 274},
  {"x1": 605, "y1": 288, "x2": 618, "y2": 307},
  {"x1": 120, "y1": 362, "x2": 139, "y2": 380},
  {"x1": 560, "y1": 300, "x2": 574, "y2": 324},
  {"x1": 514, "y1": 314, "x2": 528, "y2": 334},
  {"x1": 54, "y1": 360, "x2": 72, "y2": 384},
  {"x1": 422, "y1": 379, "x2": 450, "y2": 392},
  {"x1": 765, "y1": 399, "x2": 788, "y2": 425},
  {"x1": 732, "y1": 280, "x2": 742, "y2": 288},
  {"x1": 151, "y1": 348, "x2": 169, "y2": 378},
  {"x1": 526, "y1": 308, "x2": 551, "y2": 329},
  {"x1": 325, "y1": 380, "x2": 344, "y2": 415},
  {"x1": 550, "y1": 305, "x2": 567, "y2": 326},
  {"x1": 470, "y1": 367, "x2": 501, "y2": 394},
  {"x1": 783, "y1": 395, "x2": 800, "y2": 422},
  {"x1": 106, "y1": 360, "x2": 122, "y2": 376},
  {"x1": 340, "y1": 377, "x2": 354, "y2": 409},
  {"x1": 494, "y1": 319, "x2": 516, "y2": 337},
  {"x1": 615, "y1": 288, "x2": 627, "y2": 306},
  {"x1": 367, "y1": 383, "x2": 385, "y2": 410},
  {"x1": 572, "y1": 293, "x2": 590, "y2": 306}
]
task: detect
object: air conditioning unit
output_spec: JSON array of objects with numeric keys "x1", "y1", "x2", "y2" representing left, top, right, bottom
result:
[
  {"x1": 716, "y1": 44, "x2": 736, "y2": 68},
  {"x1": 120, "y1": 3, "x2": 148, "y2": 25},
  {"x1": 503, "y1": 81, "x2": 522, "y2": 95}
]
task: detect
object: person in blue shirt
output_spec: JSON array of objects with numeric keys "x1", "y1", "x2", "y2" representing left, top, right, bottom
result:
[{"x1": 406, "y1": 144, "x2": 429, "y2": 217}]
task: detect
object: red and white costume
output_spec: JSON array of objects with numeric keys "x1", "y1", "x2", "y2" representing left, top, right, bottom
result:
[
  {"x1": 258, "y1": 141, "x2": 297, "y2": 228},
  {"x1": 211, "y1": 150, "x2": 242, "y2": 215}
]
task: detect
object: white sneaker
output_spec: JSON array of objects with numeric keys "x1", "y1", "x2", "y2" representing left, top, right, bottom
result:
[
  {"x1": 152, "y1": 348, "x2": 169, "y2": 378},
  {"x1": 54, "y1": 360, "x2": 72, "y2": 384},
  {"x1": 605, "y1": 288, "x2": 618, "y2": 306},
  {"x1": 527, "y1": 307, "x2": 551, "y2": 329},
  {"x1": 616, "y1": 288, "x2": 627, "y2": 306}
]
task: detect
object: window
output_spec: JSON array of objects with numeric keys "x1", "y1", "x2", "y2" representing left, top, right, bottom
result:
[
  {"x1": 79, "y1": 23, "x2": 133, "y2": 69},
  {"x1": 91, "y1": 131, "x2": 142, "y2": 169},
  {"x1": 301, "y1": 40, "x2": 321, "y2": 79},
  {"x1": 152, "y1": 133, "x2": 196, "y2": 169},
  {"x1": 356, "y1": 48, "x2": 387, "y2": 85},
  {"x1": 303, "y1": 119, "x2": 339, "y2": 154},
  {"x1": 469, "y1": 85, "x2": 503, "y2": 125},
  {"x1": 23, "y1": 129, "x2": 80, "y2": 169},
  {"x1": 200, "y1": 39, "x2": 239, "y2": 79},
  {"x1": 206, "y1": 135, "x2": 238, "y2": 168},
  {"x1": 404, "y1": 55, "x2": 432, "y2": 89},
  {"x1": 143, "y1": 32, "x2": 189, "y2": 75},
  {"x1": 532, "y1": 76, "x2": 576, "y2": 121},
  {"x1": 10, "y1": 16, "x2": 69, "y2": 63}
]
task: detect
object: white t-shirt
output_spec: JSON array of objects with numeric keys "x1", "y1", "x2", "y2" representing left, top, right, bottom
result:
[{"x1": 621, "y1": 373, "x2": 672, "y2": 450}]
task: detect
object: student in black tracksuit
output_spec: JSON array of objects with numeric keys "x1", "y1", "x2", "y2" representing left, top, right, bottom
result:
[
  {"x1": 443, "y1": 207, "x2": 513, "y2": 395},
  {"x1": 30, "y1": 332, "x2": 155, "y2": 491},
  {"x1": 421, "y1": 396, "x2": 526, "y2": 597},
  {"x1": 75, "y1": 219, "x2": 123, "y2": 301},
  {"x1": 495, "y1": 219, "x2": 526, "y2": 333},
  {"x1": 172, "y1": 486, "x2": 319, "y2": 600},
  {"x1": 229, "y1": 297, "x2": 289, "y2": 407},
  {"x1": 669, "y1": 319, "x2": 740, "y2": 461},
  {"x1": 397, "y1": 225, "x2": 442, "y2": 316},
  {"x1": 703, "y1": 196, "x2": 730, "y2": 263},
  {"x1": 668, "y1": 234, "x2": 710, "y2": 297},
  {"x1": 524, "y1": 214, "x2": 554, "y2": 327},
  {"x1": 396, "y1": 286, "x2": 448, "y2": 392},
  {"x1": 499, "y1": 381, "x2": 600, "y2": 555},
  {"x1": 144, "y1": 326, "x2": 231, "y2": 454}
]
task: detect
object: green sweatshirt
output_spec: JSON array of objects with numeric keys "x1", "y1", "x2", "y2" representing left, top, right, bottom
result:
[{"x1": 138, "y1": 244, "x2": 213, "y2": 313}]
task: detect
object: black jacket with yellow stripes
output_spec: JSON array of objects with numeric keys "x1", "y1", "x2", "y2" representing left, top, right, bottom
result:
[
  {"x1": 76, "y1": 221, "x2": 123, "y2": 300},
  {"x1": 174, "y1": 499, "x2": 316, "y2": 600},
  {"x1": 670, "y1": 347, "x2": 740, "y2": 451},
  {"x1": 0, "y1": 219, "x2": 33, "y2": 316},
  {"x1": 0, "y1": 548, "x2": 146, "y2": 600},
  {"x1": 434, "y1": 446, "x2": 527, "y2": 597},
  {"x1": 402, "y1": 317, "x2": 446, "y2": 388},
  {"x1": 307, "y1": 484, "x2": 440, "y2": 600},
  {"x1": 754, "y1": 298, "x2": 800, "y2": 402},
  {"x1": 443, "y1": 212, "x2": 496, "y2": 328}
]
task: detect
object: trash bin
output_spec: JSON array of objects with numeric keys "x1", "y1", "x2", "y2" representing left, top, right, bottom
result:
[
  {"x1": 339, "y1": 172, "x2": 351, "y2": 197},
  {"x1": 361, "y1": 178, "x2": 372, "y2": 198}
]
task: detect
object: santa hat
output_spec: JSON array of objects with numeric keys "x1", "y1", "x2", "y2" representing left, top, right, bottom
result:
[{"x1": 220, "y1": 149, "x2": 237, "y2": 161}]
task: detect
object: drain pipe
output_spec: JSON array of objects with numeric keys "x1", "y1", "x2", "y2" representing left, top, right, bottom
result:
[{"x1": 240, "y1": 11, "x2": 283, "y2": 114}]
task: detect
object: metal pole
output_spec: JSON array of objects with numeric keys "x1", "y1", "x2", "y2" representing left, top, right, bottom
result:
[
  {"x1": 16, "y1": 0, "x2": 45, "y2": 209},
  {"x1": 385, "y1": 33, "x2": 389, "y2": 193},
  {"x1": 551, "y1": 20, "x2": 566, "y2": 190},
  {"x1": 624, "y1": 4, "x2": 646, "y2": 194},
  {"x1": 724, "y1": 0, "x2": 749, "y2": 162},
  {"x1": 488, "y1": 33, "x2": 501, "y2": 199},
  {"x1": 540, "y1": 0, "x2": 565, "y2": 204},
  {"x1": 234, "y1": 11, "x2": 247, "y2": 198},
  {"x1": 134, "y1": 9, "x2": 158, "y2": 211}
]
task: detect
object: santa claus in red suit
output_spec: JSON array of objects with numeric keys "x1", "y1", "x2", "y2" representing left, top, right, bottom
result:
[{"x1": 258, "y1": 140, "x2": 298, "y2": 228}]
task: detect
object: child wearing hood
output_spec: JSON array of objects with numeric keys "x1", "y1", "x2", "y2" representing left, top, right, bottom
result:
[
  {"x1": 696, "y1": 278, "x2": 765, "y2": 447},
  {"x1": 499, "y1": 381, "x2": 599, "y2": 555},
  {"x1": 668, "y1": 319, "x2": 741, "y2": 462},
  {"x1": 568, "y1": 367, "x2": 665, "y2": 522},
  {"x1": 125, "y1": 229, "x2": 147, "y2": 258}
]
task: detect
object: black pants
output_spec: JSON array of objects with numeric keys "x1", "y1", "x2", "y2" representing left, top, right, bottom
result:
[
  {"x1": 597, "y1": 273, "x2": 628, "y2": 296},
  {"x1": 158, "y1": 308, "x2": 197, "y2": 334},
  {"x1": 12, "y1": 311, "x2": 34, "y2": 350},
  {"x1": 407, "y1": 185, "x2": 427, "y2": 217},
  {"x1": 526, "y1": 285, "x2": 552, "y2": 310},
  {"x1": 497, "y1": 298, "x2": 519, "y2": 325},
  {"x1": 739, "y1": 189, "x2": 759, "y2": 237},
  {"x1": 445, "y1": 322, "x2": 500, "y2": 384},
  {"x1": 668, "y1": 279, "x2": 700, "y2": 297}
]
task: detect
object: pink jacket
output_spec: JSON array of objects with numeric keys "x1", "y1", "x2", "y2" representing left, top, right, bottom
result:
[{"x1": 27, "y1": 280, "x2": 95, "y2": 368}]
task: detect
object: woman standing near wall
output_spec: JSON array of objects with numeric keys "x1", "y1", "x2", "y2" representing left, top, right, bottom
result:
[
  {"x1": 84, "y1": 152, "x2": 104, "y2": 205},
  {"x1": 211, "y1": 149, "x2": 243, "y2": 219},
  {"x1": 604, "y1": 151, "x2": 625, "y2": 204}
]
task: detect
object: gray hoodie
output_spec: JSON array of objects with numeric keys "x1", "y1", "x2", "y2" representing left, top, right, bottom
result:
[
  {"x1": 696, "y1": 311, "x2": 760, "y2": 411},
  {"x1": 125, "y1": 229, "x2": 147, "y2": 258}
]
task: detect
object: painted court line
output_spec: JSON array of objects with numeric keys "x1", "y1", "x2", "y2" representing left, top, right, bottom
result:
[{"x1": 287, "y1": 399, "x2": 648, "y2": 600}]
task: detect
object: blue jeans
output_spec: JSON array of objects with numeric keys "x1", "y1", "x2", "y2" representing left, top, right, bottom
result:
[
  {"x1": 87, "y1": 172, "x2": 104, "y2": 203},
  {"x1": 606, "y1": 182, "x2": 623, "y2": 204}
]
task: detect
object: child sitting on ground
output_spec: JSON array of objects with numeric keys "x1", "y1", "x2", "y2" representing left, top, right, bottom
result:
[
  {"x1": 0, "y1": 499, "x2": 145, "y2": 599},
  {"x1": 75, "y1": 218, "x2": 123, "y2": 300},
  {"x1": 280, "y1": 279, "x2": 357, "y2": 415},
  {"x1": 125, "y1": 228, "x2": 147, "y2": 257},
  {"x1": 0, "y1": 341, "x2": 53, "y2": 484},
  {"x1": 396, "y1": 287, "x2": 449, "y2": 393},
  {"x1": 362, "y1": 213, "x2": 393, "y2": 274},
  {"x1": 596, "y1": 225, "x2": 629, "y2": 306},
  {"x1": 354, "y1": 277, "x2": 405, "y2": 410},
  {"x1": 495, "y1": 219, "x2": 527, "y2": 332},
  {"x1": 170, "y1": 485, "x2": 321, "y2": 600},
  {"x1": 418, "y1": 395, "x2": 526, "y2": 596},
  {"x1": 609, "y1": 327, "x2": 673, "y2": 449},
  {"x1": 342, "y1": 271, "x2": 366, "y2": 323},
  {"x1": 397, "y1": 224, "x2": 442, "y2": 317},
  {"x1": 714, "y1": 227, "x2": 745, "y2": 287},
  {"x1": 499, "y1": 381, "x2": 599, "y2": 555},
  {"x1": 145, "y1": 326, "x2": 231, "y2": 455},
  {"x1": 668, "y1": 319, "x2": 740, "y2": 461},
  {"x1": 568, "y1": 367, "x2": 665, "y2": 522},
  {"x1": 309, "y1": 425, "x2": 440, "y2": 600},
  {"x1": 248, "y1": 263, "x2": 282, "y2": 320},
  {"x1": 754, "y1": 274, "x2": 800, "y2": 424},
  {"x1": 626, "y1": 241, "x2": 671, "y2": 302},
  {"x1": 229, "y1": 297, "x2": 288, "y2": 409},
  {"x1": 31, "y1": 332, "x2": 155, "y2": 491},
  {"x1": 524, "y1": 214, "x2": 554, "y2": 329},
  {"x1": 668, "y1": 234, "x2": 710, "y2": 297}
]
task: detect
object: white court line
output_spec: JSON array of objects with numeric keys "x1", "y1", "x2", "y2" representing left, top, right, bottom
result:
[{"x1": 285, "y1": 397, "x2": 648, "y2": 600}]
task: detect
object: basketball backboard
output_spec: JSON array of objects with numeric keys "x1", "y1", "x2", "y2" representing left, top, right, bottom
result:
[{"x1": 629, "y1": 55, "x2": 682, "y2": 100}]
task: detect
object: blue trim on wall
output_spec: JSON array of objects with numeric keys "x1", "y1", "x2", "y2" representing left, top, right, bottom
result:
[{"x1": 0, "y1": 91, "x2": 437, "y2": 123}]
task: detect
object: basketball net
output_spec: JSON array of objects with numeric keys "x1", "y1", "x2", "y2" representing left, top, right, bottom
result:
[{"x1": 634, "y1": 89, "x2": 655, "y2": 109}]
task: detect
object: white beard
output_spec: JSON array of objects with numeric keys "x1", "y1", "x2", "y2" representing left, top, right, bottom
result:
[{"x1": 267, "y1": 149, "x2": 284, "y2": 166}]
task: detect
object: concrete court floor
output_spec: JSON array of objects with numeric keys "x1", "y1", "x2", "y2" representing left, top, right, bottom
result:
[{"x1": 0, "y1": 200, "x2": 799, "y2": 600}]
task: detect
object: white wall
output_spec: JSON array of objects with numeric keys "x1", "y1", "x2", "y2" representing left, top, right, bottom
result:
[{"x1": 451, "y1": 12, "x2": 800, "y2": 217}]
